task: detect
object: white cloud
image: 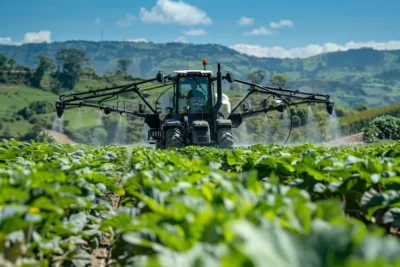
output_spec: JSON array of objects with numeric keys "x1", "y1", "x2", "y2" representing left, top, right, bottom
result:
[
  {"x1": 139, "y1": 0, "x2": 212, "y2": 25},
  {"x1": 22, "y1": 30, "x2": 51, "y2": 44},
  {"x1": 94, "y1": 18, "x2": 102, "y2": 25},
  {"x1": 117, "y1": 13, "x2": 136, "y2": 27},
  {"x1": 0, "y1": 37, "x2": 13, "y2": 45},
  {"x1": 269, "y1": 20, "x2": 294, "y2": 29},
  {"x1": 244, "y1": 26, "x2": 272, "y2": 36},
  {"x1": 230, "y1": 40, "x2": 400, "y2": 58},
  {"x1": 125, "y1": 38, "x2": 148, "y2": 43},
  {"x1": 174, "y1": 36, "x2": 188, "y2": 43},
  {"x1": 0, "y1": 31, "x2": 51, "y2": 46},
  {"x1": 184, "y1": 28, "x2": 206, "y2": 36},
  {"x1": 237, "y1": 16, "x2": 254, "y2": 26}
]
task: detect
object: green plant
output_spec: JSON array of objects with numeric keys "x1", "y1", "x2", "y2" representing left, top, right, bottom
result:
[{"x1": 363, "y1": 115, "x2": 400, "y2": 142}]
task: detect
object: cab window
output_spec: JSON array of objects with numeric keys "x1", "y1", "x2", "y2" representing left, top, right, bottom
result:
[{"x1": 178, "y1": 76, "x2": 210, "y2": 113}]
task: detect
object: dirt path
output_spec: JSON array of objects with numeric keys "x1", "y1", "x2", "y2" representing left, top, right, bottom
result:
[
  {"x1": 324, "y1": 132, "x2": 364, "y2": 146},
  {"x1": 45, "y1": 130, "x2": 77, "y2": 144},
  {"x1": 91, "y1": 175, "x2": 124, "y2": 266}
]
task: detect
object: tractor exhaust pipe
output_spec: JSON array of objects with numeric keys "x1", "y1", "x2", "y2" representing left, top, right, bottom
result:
[{"x1": 214, "y1": 63, "x2": 222, "y2": 114}]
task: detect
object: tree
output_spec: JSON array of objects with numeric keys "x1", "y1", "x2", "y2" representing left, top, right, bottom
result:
[
  {"x1": 82, "y1": 66, "x2": 96, "y2": 78},
  {"x1": 0, "y1": 54, "x2": 8, "y2": 70},
  {"x1": 56, "y1": 48, "x2": 88, "y2": 89},
  {"x1": 356, "y1": 103, "x2": 368, "y2": 112},
  {"x1": 139, "y1": 57, "x2": 153, "y2": 77},
  {"x1": 31, "y1": 55, "x2": 55, "y2": 88},
  {"x1": 117, "y1": 59, "x2": 132, "y2": 72},
  {"x1": 247, "y1": 69, "x2": 265, "y2": 84},
  {"x1": 269, "y1": 74, "x2": 288, "y2": 87},
  {"x1": 7, "y1": 58, "x2": 16, "y2": 69},
  {"x1": 229, "y1": 83, "x2": 241, "y2": 91}
]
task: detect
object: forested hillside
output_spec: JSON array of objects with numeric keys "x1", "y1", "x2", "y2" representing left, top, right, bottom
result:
[{"x1": 1, "y1": 41, "x2": 400, "y2": 108}]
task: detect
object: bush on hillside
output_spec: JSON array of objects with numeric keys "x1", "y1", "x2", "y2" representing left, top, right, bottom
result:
[
  {"x1": 18, "y1": 100, "x2": 55, "y2": 119},
  {"x1": 363, "y1": 115, "x2": 400, "y2": 143}
]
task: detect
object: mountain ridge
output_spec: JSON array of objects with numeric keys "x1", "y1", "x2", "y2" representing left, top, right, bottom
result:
[{"x1": 1, "y1": 41, "x2": 400, "y2": 108}]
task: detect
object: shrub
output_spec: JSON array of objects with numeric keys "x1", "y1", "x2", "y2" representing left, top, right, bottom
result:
[{"x1": 363, "y1": 115, "x2": 400, "y2": 142}]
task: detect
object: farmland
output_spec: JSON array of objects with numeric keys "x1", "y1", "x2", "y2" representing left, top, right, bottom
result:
[{"x1": 1, "y1": 139, "x2": 400, "y2": 266}]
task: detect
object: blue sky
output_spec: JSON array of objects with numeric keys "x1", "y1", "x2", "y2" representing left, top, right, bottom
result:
[{"x1": 0, "y1": 0, "x2": 399, "y2": 58}]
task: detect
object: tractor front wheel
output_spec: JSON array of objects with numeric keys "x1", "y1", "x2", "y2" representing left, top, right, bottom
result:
[
  {"x1": 166, "y1": 127, "x2": 184, "y2": 149},
  {"x1": 217, "y1": 128, "x2": 234, "y2": 149}
]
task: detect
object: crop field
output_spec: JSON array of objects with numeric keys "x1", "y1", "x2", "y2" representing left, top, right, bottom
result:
[{"x1": 1, "y1": 139, "x2": 400, "y2": 266}]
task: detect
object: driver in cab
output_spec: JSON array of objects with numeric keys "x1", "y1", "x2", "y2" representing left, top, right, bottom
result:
[{"x1": 185, "y1": 79, "x2": 206, "y2": 111}]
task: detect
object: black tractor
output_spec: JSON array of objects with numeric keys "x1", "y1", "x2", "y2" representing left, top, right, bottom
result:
[{"x1": 55, "y1": 59, "x2": 334, "y2": 149}]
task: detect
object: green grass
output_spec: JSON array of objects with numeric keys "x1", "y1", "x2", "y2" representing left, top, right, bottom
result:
[
  {"x1": 0, "y1": 86, "x2": 56, "y2": 112},
  {"x1": 4, "y1": 120, "x2": 32, "y2": 137}
]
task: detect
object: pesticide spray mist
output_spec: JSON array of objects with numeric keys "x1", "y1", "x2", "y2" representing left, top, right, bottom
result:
[
  {"x1": 233, "y1": 121, "x2": 249, "y2": 147},
  {"x1": 280, "y1": 109, "x2": 291, "y2": 144},
  {"x1": 306, "y1": 105, "x2": 318, "y2": 143},
  {"x1": 263, "y1": 115, "x2": 270, "y2": 145},
  {"x1": 89, "y1": 110, "x2": 104, "y2": 145},
  {"x1": 113, "y1": 115, "x2": 126, "y2": 145},
  {"x1": 329, "y1": 107, "x2": 342, "y2": 140},
  {"x1": 75, "y1": 108, "x2": 82, "y2": 127},
  {"x1": 52, "y1": 115, "x2": 63, "y2": 133}
]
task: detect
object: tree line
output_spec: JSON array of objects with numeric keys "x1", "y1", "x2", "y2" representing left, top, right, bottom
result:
[
  {"x1": 0, "y1": 49, "x2": 134, "y2": 93},
  {"x1": 1, "y1": 49, "x2": 288, "y2": 92}
]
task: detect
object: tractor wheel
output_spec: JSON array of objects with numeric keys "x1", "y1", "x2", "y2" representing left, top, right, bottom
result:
[
  {"x1": 166, "y1": 127, "x2": 184, "y2": 149},
  {"x1": 217, "y1": 128, "x2": 234, "y2": 149}
]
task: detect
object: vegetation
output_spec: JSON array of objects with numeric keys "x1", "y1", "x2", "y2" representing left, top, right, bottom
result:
[
  {"x1": 341, "y1": 102, "x2": 400, "y2": 136},
  {"x1": 247, "y1": 69, "x2": 266, "y2": 84},
  {"x1": 2, "y1": 140, "x2": 400, "y2": 265},
  {"x1": 1, "y1": 41, "x2": 400, "y2": 107},
  {"x1": 30, "y1": 55, "x2": 55, "y2": 89},
  {"x1": 363, "y1": 115, "x2": 400, "y2": 143},
  {"x1": 55, "y1": 48, "x2": 89, "y2": 90},
  {"x1": 117, "y1": 58, "x2": 132, "y2": 72},
  {"x1": 1, "y1": 43, "x2": 400, "y2": 144},
  {"x1": 269, "y1": 73, "x2": 288, "y2": 87}
]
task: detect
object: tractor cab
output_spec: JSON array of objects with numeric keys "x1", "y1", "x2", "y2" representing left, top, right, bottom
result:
[
  {"x1": 175, "y1": 70, "x2": 213, "y2": 115},
  {"x1": 159, "y1": 69, "x2": 231, "y2": 120}
]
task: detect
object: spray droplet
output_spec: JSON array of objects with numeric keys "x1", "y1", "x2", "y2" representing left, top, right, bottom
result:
[
  {"x1": 113, "y1": 114, "x2": 126, "y2": 145},
  {"x1": 329, "y1": 107, "x2": 342, "y2": 140},
  {"x1": 280, "y1": 109, "x2": 290, "y2": 144},
  {"x1": 306, "y1": 105, "x2": 318, "y2": 143},
  {"x1": 263, "y1": 115, "x2": 270, "y2": 145},
  {"x1": 52, "y1": 115, "x2": 63, "y2": 133}
]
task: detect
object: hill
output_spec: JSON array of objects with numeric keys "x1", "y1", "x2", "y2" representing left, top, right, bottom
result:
[{"x1": 1, "y1": 41, "x2": 400, "y2": 108}]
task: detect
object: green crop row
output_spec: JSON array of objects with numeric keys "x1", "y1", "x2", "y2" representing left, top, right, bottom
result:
[
  {"x1": 2, "y1": 140, "x2": 400, "y2": 266},
  {"x1": 104, "y1": 143, "x2": 400, "y2": 266},
  {"x1": 0, "y1": 139, "x2": 127, "y2": 266}
]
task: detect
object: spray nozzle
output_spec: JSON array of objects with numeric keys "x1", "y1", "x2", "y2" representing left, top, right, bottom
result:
[
  {"x1": 326, "y1": 101, "x2": 334, "y2": 115},
  {"x1": 55, "y1": 101, "x2": 65, "y2": 118},
  {"x1": 276, "y1": 103, "x2": 285, "y2": 113}
]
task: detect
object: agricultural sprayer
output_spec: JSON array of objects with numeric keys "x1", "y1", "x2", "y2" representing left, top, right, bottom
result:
[{"x1": 55, "y1": 59, "x2": 334, "y2": 149}]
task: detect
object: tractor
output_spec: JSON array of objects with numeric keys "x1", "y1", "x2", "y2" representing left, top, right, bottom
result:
[{"x1": 55, "y1": 59, "x2": 334, "y2": 149}]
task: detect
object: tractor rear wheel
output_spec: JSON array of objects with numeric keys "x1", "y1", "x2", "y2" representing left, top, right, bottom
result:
[
  {"x1": 166, "y1": 127, "x2": 184, "y2": 148},
  {"x1": 217, "y1": 128, "x2": 234, "y2": 149}
]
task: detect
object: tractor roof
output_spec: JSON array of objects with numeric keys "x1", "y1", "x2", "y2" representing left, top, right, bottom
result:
[{"x1": 173, "y1": 70, "x2": 213, "y2": 76}]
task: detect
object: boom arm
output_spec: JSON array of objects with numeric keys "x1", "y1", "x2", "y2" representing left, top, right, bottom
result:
[
  {"x1": 225, "y1": 77, "x2": 334, "y2": 121},
  {"x1": 221, "y1": 75, "x2": 334, "y2": 144},
  {"x1": 55, "y1": 72, "x2": 172, "y2": 118}
]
